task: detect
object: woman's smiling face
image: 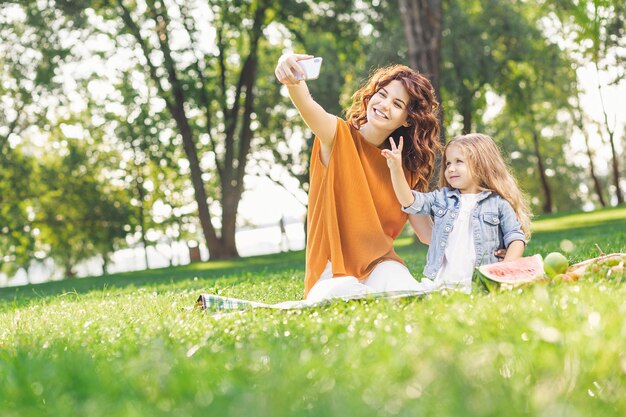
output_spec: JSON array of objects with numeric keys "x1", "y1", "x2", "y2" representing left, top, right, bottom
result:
[{"x1": 366, "y1": 80, "x2": 410, "y2": 132}]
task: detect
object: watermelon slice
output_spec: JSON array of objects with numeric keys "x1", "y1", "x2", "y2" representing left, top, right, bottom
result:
[{"x1": 474, "y1": 254, "x2": 546, "y2": 292}]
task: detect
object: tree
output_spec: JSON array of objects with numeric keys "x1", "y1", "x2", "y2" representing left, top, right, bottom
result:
[
  {"x1": 398, "y1": 0, "x2": 443, "y2": 142},
  {"x1": 441, "y1": 0, "x2": 540, "y2": 135},
  {"x1": 499, "y1": 45, "x2": 577, "y2": 214},
  {"x1": 227, "y1": 1, "x2": 379, "y2": 239},
  {"x1": 0, "y1": 1, "x2": 69, "y2": 156},
  {"x1": 398, "y1": 0, "x2": 443, "y2": 99},
  {"x1": 104, "y1": 71, "x2": 194, "y2": 269},
  {"x1": 437, "y1": 0, "x2": 580, "y2": 213},
  {"x1": 0, "y1": 149, "x2": 39, "y2": 280},
  {"x1": 60, "y1": 0, "x2": 343, "y2": 259},
  {"x1": 569, "y1": 97, "x2": 608, "y2": 207},
  {"x1": 0, "y1": 1, "x2": 81, "y2": 279},
  {"x1": 548, "y1": 0, "x2": 625, "y2": 204},
  {"x1": 37, "y1": 133, "x2": 133, "y2": 277}
]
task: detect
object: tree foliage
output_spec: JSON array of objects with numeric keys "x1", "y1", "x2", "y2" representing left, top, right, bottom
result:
[
  {"x1": 0, "y1": 149, "x2": 38, "y2": 277},
  {"x1": 0, "y1": 0, "x2": 622, "y2": 281},
  {"x1": 547, "y1": 0, "x2": 625, "y2": 204}
]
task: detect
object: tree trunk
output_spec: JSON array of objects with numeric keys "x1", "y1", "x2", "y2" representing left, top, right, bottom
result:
[
  {"x1": 531, "y1": 129, "x2": 553, "y2": 213},
  {"x1": 162, "y1": 50, "x2": 226, "y2": 259},
  {"x1": 135, "y1": 164, "x2": 151, "y2": 269},
  {"x1": 117, "y1": 1, "x2": 274, "y2": 260},
  {"x1": 398, "y1": 0, "x2": 442, "y2": 96},
  {"x1": 606, "y1": 128, "x2": 624, "y2": 204},
  {"x1": 398, "y1": 0, "x2": 444, "y2": 141},
  {"x1": 595, "y1": 63, "x2": 623, "y2": 205},
  {"x1": 460, "y1": 95, "x2": 473, "y2": 134},
  {"x1": 65, "y1": 266, "x2": 76, "y2": 279},
  {"x1": 570, "y1": 103, "x2": 606, "y2": 207},
  {"x1": 575, "y1": 120, "x2": 607, "y2": 208},
  {"x1": 102, "y1": 256, "x2": 109, "y2": 275},
  {"x1": 220, "y1": 191, "x2": 241, "y2": 259},
  {"x1": 219, "y1": 52, "x2": 256, "y2": 259},
  {"x1": 583, "y1": 132, "x2": 607, "y2": 207},
  {"x1": 217, "y1": 3, "x2": 268, "y2": 259},
  {"x1": 183, "y1": 124, "x2": 228, "y2": 258},
  {"x1": 118, "y1": 1, "x2": 230, "y2": 259}
]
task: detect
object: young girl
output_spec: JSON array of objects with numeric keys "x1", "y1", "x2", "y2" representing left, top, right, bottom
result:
[
  {"x1": 275, "y1": 53, "x2": 441, "y2": 300},
  {"x1": 382, "y1": 133, "x2": 532, "y2": 293}
]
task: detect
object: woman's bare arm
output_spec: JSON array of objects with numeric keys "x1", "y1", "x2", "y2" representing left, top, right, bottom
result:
[
  {"x1": 275, "y1": 54, "x2": 337, "y2": 164},
  {"x1": 408, "y1": 214, "x2": 433, "y2": 245}
]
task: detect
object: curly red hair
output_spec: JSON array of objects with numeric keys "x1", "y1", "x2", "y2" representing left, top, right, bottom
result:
[{"x1": 345, "y1": 65, "x2": 441, "y2": 192}]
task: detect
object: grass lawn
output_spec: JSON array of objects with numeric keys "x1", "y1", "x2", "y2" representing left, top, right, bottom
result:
[{"x1": 1, "y1": 206, "x2": 625, "y2": 416}]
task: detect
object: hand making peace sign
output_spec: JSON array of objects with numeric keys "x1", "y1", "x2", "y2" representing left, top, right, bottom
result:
[{"x1": 380, "y1": 136, "x2": 404, "y2": 170}]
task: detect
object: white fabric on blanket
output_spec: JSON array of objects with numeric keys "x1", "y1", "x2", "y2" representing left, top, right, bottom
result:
[
  {"x1": 196, "y1": 261, "x2": 432, "y2": 311},
  {"x1": 306, "y1": 260, "x2": 428, "y2": 302}
]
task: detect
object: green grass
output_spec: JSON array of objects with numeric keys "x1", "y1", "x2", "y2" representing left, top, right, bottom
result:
[{"x1": 1, "y1": 207, "x2": 625, "y2": 416}]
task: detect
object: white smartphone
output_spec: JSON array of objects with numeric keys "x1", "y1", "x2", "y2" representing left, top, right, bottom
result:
[{"x1": 296, "y1": 57, "x2": 323, "y2": 81}]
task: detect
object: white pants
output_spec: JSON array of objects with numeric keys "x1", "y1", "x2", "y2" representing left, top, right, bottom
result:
[{"x1": 307, "y1": 260, "x2": 428, "y2": 302}]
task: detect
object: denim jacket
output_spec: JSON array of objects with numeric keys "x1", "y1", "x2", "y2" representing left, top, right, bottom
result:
[{"x1": 402, "y1": 187, "x2": 526, "y2": 279}]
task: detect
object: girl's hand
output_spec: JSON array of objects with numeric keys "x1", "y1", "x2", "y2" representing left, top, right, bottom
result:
[
  {"x1": 382, "y1": 136, "x2": 414, "y2": 207},
  {"x1": 495, "y1": 249, "x2": 507, "y2": 260},
  {"x1": 275, "y1": 53, "x2": 313, "y2": 86},
  {"x1": 380, "y1": 136, "x2": 404, "y2": 170}
]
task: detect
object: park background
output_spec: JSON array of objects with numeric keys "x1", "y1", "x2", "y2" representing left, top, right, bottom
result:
[
  {"x1": 0, "y1": 0, "x2": 624, "y2": 286},
  {"x1": 1, "y1": 2, "x2": 625, "y2": 417}
]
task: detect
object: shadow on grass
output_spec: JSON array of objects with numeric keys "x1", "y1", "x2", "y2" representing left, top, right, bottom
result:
[{"x1": 0, "y1": 250, "x2": 306, "y2": 303}]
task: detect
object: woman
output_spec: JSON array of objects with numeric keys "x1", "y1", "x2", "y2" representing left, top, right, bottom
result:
[{"x1": 275, "y1": 53, "x2": 440, "y2": 301}]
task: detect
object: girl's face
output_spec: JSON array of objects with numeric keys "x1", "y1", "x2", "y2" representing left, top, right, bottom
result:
[
  {"x1": 366, "y1": 80, "x2": 410, "y2": 132},
  {"x1": 444, "y1": 145, "x2": 479, "y2": 194}
]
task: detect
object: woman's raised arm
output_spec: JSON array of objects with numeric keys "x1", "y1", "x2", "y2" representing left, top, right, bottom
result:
[
  {"x1": 408, "y1": 214, "x2": 433, "y2": 245},
  {"x1": 275, "y1": 54, "x2": 337, "y2": 163}
]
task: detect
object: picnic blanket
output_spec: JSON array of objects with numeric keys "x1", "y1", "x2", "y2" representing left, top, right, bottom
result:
[{"x1": 195, "y1": 290, "x2": 428, "y2": 311}]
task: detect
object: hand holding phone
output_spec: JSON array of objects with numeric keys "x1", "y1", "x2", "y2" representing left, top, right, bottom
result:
[{"x1": 296, "y1": 57, "x2": 323, "y2": 81}]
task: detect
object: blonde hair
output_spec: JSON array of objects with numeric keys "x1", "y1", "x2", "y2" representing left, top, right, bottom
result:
[{"x1": 438, "y1": 133, "x2": 532, "y2": 239}]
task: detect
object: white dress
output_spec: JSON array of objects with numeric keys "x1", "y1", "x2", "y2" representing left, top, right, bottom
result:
[{"x1": 424, "y1": 193, "x2": 479, "y2": 294}]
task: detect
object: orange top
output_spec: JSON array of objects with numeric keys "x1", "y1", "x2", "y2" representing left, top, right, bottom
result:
[{"x1": 304, "y1": 118, "x2": 417, "y2": 298}]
